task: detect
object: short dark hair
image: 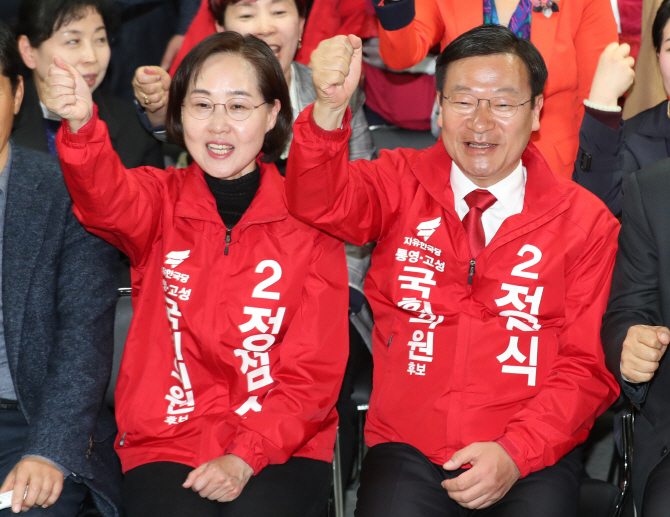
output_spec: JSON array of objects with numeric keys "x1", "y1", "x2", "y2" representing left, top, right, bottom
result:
[
  {"x1": 209, "y1": 0, "x2": 306, "y2": 24},
  {"x1": 16, "y1": 0, "x2": 115, "y2": 49},
  {"x1": 166, "y1": 32, "x2": 292, "y2": 164},
  {"x1": 653, "y1": 0, "x2": 670, "y2": 52},
  {"x1": 435, "y1": 25, "x2": 548, "y2": 108},
  {"x1": 0, "y1": 21, "x2": 22, "y2": 94}
]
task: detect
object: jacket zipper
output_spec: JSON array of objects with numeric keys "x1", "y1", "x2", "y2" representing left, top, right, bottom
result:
[
  {"x1": 467, "y1": 259, "x2": 476, "y2": 285},
  {"x1": 119, "y1": 432, "x2": 127, "y2": 447},
  {"x1": 224, "y1": 227, "x2": 232, "y2": 255}
]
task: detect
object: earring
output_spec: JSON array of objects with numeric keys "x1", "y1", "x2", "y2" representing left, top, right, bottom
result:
[{"x1": 298, "y1": 38, "x2": 302, "y2": 49}]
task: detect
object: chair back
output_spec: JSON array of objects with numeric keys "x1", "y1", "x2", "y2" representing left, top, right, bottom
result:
[{"x1": 105, "y1": 288, "x2": 132, "y2": 408}]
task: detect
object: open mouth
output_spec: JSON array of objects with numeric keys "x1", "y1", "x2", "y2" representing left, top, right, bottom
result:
[
  {"x1": 466, "y1": 142, "x2": 497, "y2": 149},
  {"x1": 268, "y1": 45, "x2": 281, "y2": 56},
  {"x1": 207, "y1": 143, "x2": 233, "y2": 156},
  {"x1": 83, "y1": 74, "x2": 98, "y2": 87}
]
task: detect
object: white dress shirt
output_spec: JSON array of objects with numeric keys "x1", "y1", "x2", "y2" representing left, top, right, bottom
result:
[{"x1": 451, "y1": 160, "x2": 527, "y2": 246}]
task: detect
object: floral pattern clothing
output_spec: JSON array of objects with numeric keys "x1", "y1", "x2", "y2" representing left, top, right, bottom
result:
[{"x1": 484, "y1": 0, "x2": 532, "y2": 39}]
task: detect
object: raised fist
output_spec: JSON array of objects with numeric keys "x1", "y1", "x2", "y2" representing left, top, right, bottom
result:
[
  {"x1": 132, "y1": 65, "x2": 171, "y2": 127},
  {"x1": 43, "y1": 56, "x2": 93, "y2": 133},
  {"x1": 621, "y1": 324, "x2": 670, "y2": 383},
  {"x1": 310, "y1": 34, "x2": 362, "y2": 130},
  {"x1": 588, "y1": 42, "x2": 635, "y2": 108}
]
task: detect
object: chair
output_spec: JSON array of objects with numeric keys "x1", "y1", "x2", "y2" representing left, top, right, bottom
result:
[{"x1": 105, "y1": 287, "x2": 132, "y2": 408}]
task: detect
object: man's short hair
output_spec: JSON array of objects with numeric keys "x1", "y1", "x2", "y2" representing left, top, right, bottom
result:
[
  {"x1": 0, "y1": 21, "x2": 22, "y2": 94},
  {"x1": 435, "y1": 25, "x2": 548, "y2": 108}
]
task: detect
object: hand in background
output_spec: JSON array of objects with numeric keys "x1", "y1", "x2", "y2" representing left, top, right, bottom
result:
[
  {"x1": 621, "y1": 324, "x2": 670, "y2": 383},
  {"x1": 588, "y1": 42, "x2": 635, "y2": 108},
  {"x1": 132, "y1": 66, "x2": 171, "y2": 128}
]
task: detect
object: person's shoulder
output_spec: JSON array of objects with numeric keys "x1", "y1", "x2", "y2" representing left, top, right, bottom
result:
[
  {"x1": 559, "y1": 177, "x2": 619, "y2": 233},
  {"x1": 623, "y1": 100, "x2": 668, "y2": 134},
  {"x1": 10, "y1": 143, "x2": 66, "y2": 190}
]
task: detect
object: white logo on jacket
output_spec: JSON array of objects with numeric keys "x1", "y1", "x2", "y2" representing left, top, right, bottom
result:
[
  {"x1": 416, "y1": 218, "x2": 441, "y2": 242},
  {"x1": 165, "y1": 250, "x2": 191, "y2": 269}
]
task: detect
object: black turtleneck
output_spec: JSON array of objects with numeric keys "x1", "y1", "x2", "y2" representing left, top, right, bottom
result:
[{"x1": 204, "y1": 167, "x2": 260, "y2": 229}]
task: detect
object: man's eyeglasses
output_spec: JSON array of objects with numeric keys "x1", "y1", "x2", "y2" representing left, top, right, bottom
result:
[
  {"x1": 182, "y1": 97, "x2": 268, "y2": 121},
  {"x1": 442, "y1": 93, "x2": 532, "y2": 118}
]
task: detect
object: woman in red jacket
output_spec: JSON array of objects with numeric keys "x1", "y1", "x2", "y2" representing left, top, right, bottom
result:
[{"x1": 44, "y1": 32, "x2": 349, "y2": 517}]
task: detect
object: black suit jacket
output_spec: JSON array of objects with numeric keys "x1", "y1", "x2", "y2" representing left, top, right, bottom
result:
[
  {"x1": 4, "y1": 143, "x2": 123, "y2": 516},
  {"x1": 574, "y1": 101, "x2": 670, "y2": 217},
  {"x1": 601, "y1": 158, "x2": 670, "y2": 513},
  {"x1": 12, "y1": 75, "x2": 163, "y2": 169}
]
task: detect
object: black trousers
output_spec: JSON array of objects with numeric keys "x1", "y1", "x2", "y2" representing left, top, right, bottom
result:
[
  {"x1": 123, "y1": 457, "x2": 332, "y2": 517},
  {"x1": 355, "y1": 442, "x2": 583, "y2": 517},
  {"x1": 641, "y1": 451, "x2": 670, "y2": 516}
]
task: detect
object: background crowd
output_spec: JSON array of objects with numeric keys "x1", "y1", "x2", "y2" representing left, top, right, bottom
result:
[{"x1": 0, "y1": 0, "x2": 670, "y2": 516}]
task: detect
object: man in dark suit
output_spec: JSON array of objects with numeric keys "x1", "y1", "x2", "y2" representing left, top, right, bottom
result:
[
  {"x1": 601, "y1": 159, "x2": 670, "y2": 517},
  {"x1": 0, "y1": 22, "x2": 122, "y2": 516}
]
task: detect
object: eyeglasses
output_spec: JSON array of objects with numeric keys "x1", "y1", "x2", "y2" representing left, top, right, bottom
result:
[
  {"x1": 182, "y1": 97, "x2": 268, "y2": 121},
  {"x1": 442, "y1": 93, "x2": 532, "y2": 118}
]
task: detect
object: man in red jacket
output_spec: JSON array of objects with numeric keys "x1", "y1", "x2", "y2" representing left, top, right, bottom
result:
[{"x1": 286, "y1": 25, "x2": 620, "y2": 517}]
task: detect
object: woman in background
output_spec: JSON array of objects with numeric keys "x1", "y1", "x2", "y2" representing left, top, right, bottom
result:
[
  {"x1": 13, "y1": 0, "x2": 163, "y2": 168},
  {"x1": 133, "y1": 0, "x2": 376, "y2": 172}
]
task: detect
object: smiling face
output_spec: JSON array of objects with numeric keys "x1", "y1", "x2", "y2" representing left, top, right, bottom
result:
[
  {"x1": 181, "y1": 52, "x2": 280, "y2": 179},
  {"x1": 437, "y1": 53, "x2": 542, "y2": 188},
  {"x1": 216, "y1": 0, "x2": 304, "y2": 82},
  {"x1": 18, "y1": 7, "x2": 110, "y2": 98}
]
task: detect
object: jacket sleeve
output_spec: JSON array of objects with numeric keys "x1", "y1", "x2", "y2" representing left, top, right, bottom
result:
[
  {"x1": 573, "y1": 112, "x2": 631, "y2": 217},
  {"x1": 495, "y1": 211, "x2": 621, "y2": 477},
  {"x1": 224, "y1": 232, "x2": 349, "y2": 473},
  {"x1": 375, "y1": 0, "x2": 444, "y2": 70},
  {"x1": 22, "y1": 193, "x2": 119, "y2": 478},
  {"x1": 601, "y1": 173, "x2": 660, "y2": 406},
  {"x1": 286, "y1": 104, "x2": 405, "y2": 245},
  {"x1": 57, "y1": 108, "x2": 166, "y2": 268}
]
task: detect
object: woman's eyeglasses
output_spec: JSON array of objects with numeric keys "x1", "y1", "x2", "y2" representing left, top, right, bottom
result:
[{"x1": 182, "y1": 97, "x2": 268, "y2": 121}]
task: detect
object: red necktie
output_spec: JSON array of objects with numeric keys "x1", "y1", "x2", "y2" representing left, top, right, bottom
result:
[{"x1": 462, "y1": 189, "x2": 497, "y2": 258}]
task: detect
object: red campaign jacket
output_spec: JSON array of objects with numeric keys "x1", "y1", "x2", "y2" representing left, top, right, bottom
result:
[
  {"x1": 286, "y1": 106, "x2": 620, "y2": 477},
  {"x1": 56, "y1": 110, "x2": 349, "y2": 474}
]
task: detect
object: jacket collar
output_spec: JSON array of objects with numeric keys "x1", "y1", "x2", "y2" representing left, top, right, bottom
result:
[
  {"x1": 637, "y1": 100, "x2": 670, "y2": 139},
  {"x1": 174, "y1": 158, "x2": 288, "y2": 231},
  {"x1": 12, "y1": 75, "x2": 120, "y2": 151},
  {"x1": 11, "y1": 76, "x2": 49, "y2": 154},
  {"x1": 411, "y1": 140, "x2": 569, "y2": 246}
]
